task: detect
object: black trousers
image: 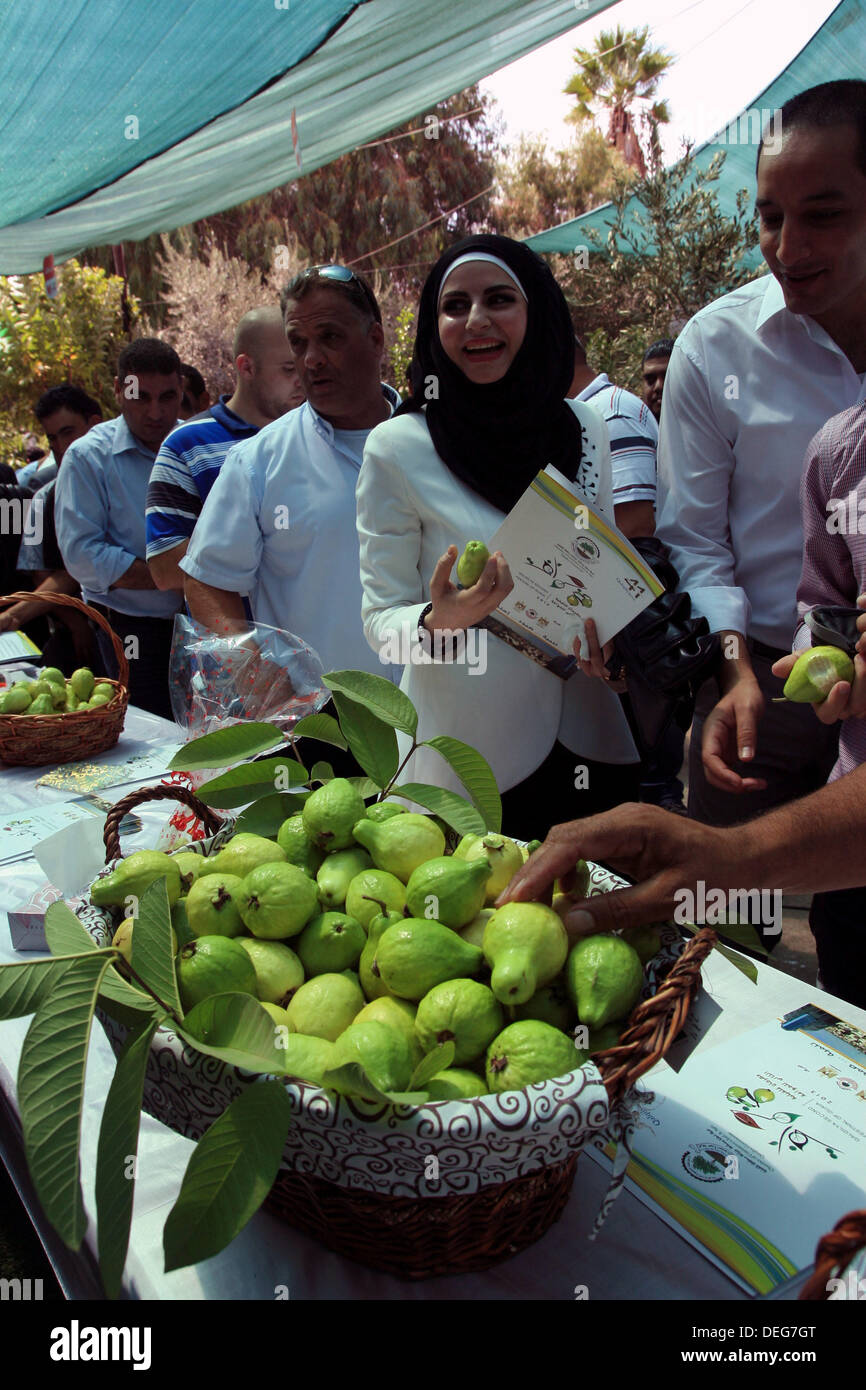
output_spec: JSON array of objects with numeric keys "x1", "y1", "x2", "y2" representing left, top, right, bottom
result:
[
  {"x1": 809, "y1": 886, "x2": 866, "y2": 1011},
  {"x1": 94, "y1": 606, "x2": 177, "y2": 722},
  {"x1": 500, "y1": 740, "x2": 641, "y2": 843}
]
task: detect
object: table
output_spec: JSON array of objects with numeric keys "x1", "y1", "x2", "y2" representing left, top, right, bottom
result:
[{"x1": 1, "y1": 718, "x2": 863, "y2": 1301}]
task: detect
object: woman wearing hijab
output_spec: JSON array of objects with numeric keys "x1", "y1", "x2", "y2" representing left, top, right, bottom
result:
[{"x1": 356, "y1": 235, "x2": 639, "y2": 838}]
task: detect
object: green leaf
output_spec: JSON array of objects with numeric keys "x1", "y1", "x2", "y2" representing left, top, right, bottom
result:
[
  {"x1": 195, "y1": 757, "x2": 309, "y2": 809},
  {"x1": 714, "y1": 942, "x2": 759, "y2": 984},
  {"x1": 163, "y1": 1079, "x2": 292, "y2": 1273},
  {"x1": 95, "y1": 1015, "x2": 161, "y2": 1298},
  {"x1": 409, "y1": 1040, "x2": 456, "y2": 1090},
  {"x1": 44, "y1": 901, "x2": 161, "y2": 1022},
  {"x1": 291, "y1": 712, "x2": 348, "y2": 751},
  {"x1": 233, "y1": 792, "x2": 309, "y2": 837},
  {"x1": 0, "y1": 954, "x2": 88, "y2": 1021},
  {"x1": 324, "y1": 669, "x2": 418, "y2": 737},
  {"x1": 310, "y1": 760, "x2": 334, "y2": 783},
  {"x1": 332, "y1": 691, "x2": 398, "y2": 789},
  {"x1": 168, "y1": 722, "x2": 284, "y2": 771},
  {"x1": 321, "y1": 1059, "x2": 428, "y2": 1108},
  {"x1": 715, "y1": 920, "x2": 772, "y2": 957},
  {"x1": 130, "y1": 880, "x2": 183, "y2": 1019},
  {"x1": 177, "y1": 993, "x2": 295, "y2": 1074},
  {"x1": 346, "y1": 777, "x2": 381, "y2": 800},
  {"x1": 392, "y1": 783, "x2": 486, "y2": 837},
  {"x1": 18, "y1": 952, "x2": 115, "y2": 1249},
  {"x1": 421, "y1": 736, "x2": 501, "y2": 832}
]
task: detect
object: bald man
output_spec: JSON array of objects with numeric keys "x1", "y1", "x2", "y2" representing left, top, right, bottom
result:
[{"x1": 146, "y1": 307, "x2": 305, "y2": 590}]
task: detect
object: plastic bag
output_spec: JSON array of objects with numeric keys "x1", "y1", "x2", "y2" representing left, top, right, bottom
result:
[{"x1": 168, "y1": 612, "x2": 330, "y2": 737}]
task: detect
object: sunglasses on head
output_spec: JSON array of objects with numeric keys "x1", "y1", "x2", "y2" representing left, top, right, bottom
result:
[{"x1": 300, "y1": 264, "x2": 380, "y2": 320}]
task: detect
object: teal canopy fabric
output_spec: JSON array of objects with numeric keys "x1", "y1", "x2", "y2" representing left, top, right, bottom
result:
[
  {"x1": 525, "y1": 0, "x2": 864, "y2": 259},
  {"x1": 0, "y1": 0, "x2": 616, "y2": 273}
]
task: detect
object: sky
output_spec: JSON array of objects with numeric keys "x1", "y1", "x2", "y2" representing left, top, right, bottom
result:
[{"x1": 480, "y1": 0, "x2": 841, "y2": 161}]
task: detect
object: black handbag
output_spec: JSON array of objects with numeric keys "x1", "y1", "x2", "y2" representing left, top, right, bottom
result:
[{"x1": 607, "y1": 536, "x2": 722, "y2": 752}]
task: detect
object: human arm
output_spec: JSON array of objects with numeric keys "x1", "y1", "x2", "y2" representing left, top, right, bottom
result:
[
  {"x1": 183, "y1": 574, "x2": 248, "y2": 634},
  {"x1": 53, "y1": 444, "x2": 140, "y2": 593},
  {"x1": 178, "y1": 446, "x2": 261, "y2": 612},
  {"x1": 148, "y1": 541, "x2": 189, "y2": 592},
  {"x1": 614, "y1": 500, "x2": 655, "y2": 539},
  {"x1": 496, "y1": 766, "x2": 866, "y2": 935},
  {"x1": 0, "y1": 570, "x2": 80, "y2": 630}
]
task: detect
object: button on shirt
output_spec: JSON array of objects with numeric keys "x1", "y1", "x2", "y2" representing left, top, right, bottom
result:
[
  {"x1": 180, "y1": 386, "x2": 402, "y2": 677},
  {"x1": 577, "y1": 373, "x2": 658, "y2": 507},
  {"x1": 53, "y1": 416, "x2": 183, "y2": 618},
  {"x1": 656, "y1": 273, "x2": 866, "y2": 650}
]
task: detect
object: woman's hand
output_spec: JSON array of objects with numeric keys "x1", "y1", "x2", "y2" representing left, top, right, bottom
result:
[
  {"x1": 424, "y1": 545, "x2": 513, "y2": 633},
  {"x1": 574, "y1": 617, "x2": 625, "y2": 690}
]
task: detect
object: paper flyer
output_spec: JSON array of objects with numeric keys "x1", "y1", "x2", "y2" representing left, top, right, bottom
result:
[
  {"x1": 0, "y1": 630, "x2": 42, "y2": 664},
  {"x1": 480, "y1": 467, "x2": 664, "y2": 678},
  {"x1": 0, "y1": 796, "x2": 142, "y2": 866},
  {"x1": 589, "y1": 1005, "x2": 866, "y2": 1294}
]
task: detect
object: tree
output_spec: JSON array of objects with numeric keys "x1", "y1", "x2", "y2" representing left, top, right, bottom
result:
[
  {"x1": 0, "y1": 260, "x2": 139, "y2": 460},
  {"x1": 494, "y1": 128, "x2": 628, "y2": 238},
  {"x1": 554, "y1": 144, "x2": 762, "y2": 392},
  {"x1": 565, "y1": 26, "x2": 673, "y2": 176}
]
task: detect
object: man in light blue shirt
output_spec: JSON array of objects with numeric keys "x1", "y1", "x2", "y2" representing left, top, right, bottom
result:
[
  {"x1": 181, "y1": 268, "x2": 401, "y2": 692},
  {"x1": 54, "y1": 338, "x2": 185, "y2": 720}
]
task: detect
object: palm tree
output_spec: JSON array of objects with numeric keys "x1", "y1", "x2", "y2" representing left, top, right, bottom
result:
[{"x1": 565, "y1": 26, "x2": 673, "y2": 176}]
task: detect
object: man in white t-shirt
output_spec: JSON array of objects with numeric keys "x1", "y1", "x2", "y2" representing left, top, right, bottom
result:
[{"x1": 656, "y1": 79, "x2": 866, "y2": 827}]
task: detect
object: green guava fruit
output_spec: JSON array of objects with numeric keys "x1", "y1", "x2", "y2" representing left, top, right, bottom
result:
[
  {"x1": 239, "y1": 861, "x2": 319, "y2": 939},
  {"x1": 64, "y1": 686, "x2": 80, "y2": 711},
  {"x1": 405, "y1": 856, "x2": 492, "y2": 929},
  {"x1": 364, "y1": 801, "x2": 407, "y2": 824},
  {"x1": 453, "y1": 833, "x2": 525, "y2": 902},
  {"x1": 316, "y1": 846, "x2": 373, "y2": 910},
  {"x1": 41, "y1": 666, "x2": 66, "y2": 685},
  {"x1": 285, "y1": 972, "x2": 364, "y2": 1041},
  {"x1": 176, "y1": 935, "x2": 258, "y2": 1012},
  {"x1": 456, "y1": 540, "x2": 490, "y2": 588},
  {"x1": 276, "y1": 813, "x2": 324, "y2": 876},
  {"x1": 278, "y1": 1032, "x2": 337, "y2": 1085},
  {"x1": 565, "y1": 934, "x2": 643, "y2": 1029},
  {"x1": 782, "y1": 645, "x2": 855, "y2": 703},
  {"x1": 426, "y1": 1068, "x2": 487, "y2": 1101},
  {"x1": 302, "y1": 778, "x2": 367, "y2": 852},
  {"x1": 296, "y1": 911, "x2": 366, "y2": 976},
  {"x1": 482, "y1": 902, "x2": 568, "y2": 1006},
  {"x1": 352, "y1": 814, "x2": 446, "y2": 883},
  {"x1": 28, "y1": 693, "x2": 54, "y2": 715},
  {"x1": 354, "y1": 996, "x2": 422, "y2": 1067},
  {"x1": 92, "y1": 682, "x2": 115, "y2": 701},
  {"x1": 621, "y1": 924, "x2": 662, "y2": 966},
  {"x1": 344, "y1": 870, "x2": 407, "y2": 929},
  {"x1": 237, "y1": 937, "x2": 304, "y2": 1005},
  {"x1": 170, "y1": 850, "x2": 207, "y2": 895},
  {"x1": 513, "y1": 977, "x2": 576, "y2": 1031},
  {"x1": 375, "y1": 919, "x2": 483, "y2": 1001},
  {"x1": 0, "y1": 686, "x2": 30, "y2": 713},
  {"x1": 485, "y1": 1020, "x2": 587, "y2": 1092},
  {"x1": 414, "y1": 978, "x2": 504, "y2": 1065},
  {"x1": 324, "y1": 1018, "x2": 413, "y2": 1098},
  {"x1": 69, "y1": 667, "x2": 95, "y2": 701},
  {"x1": 91, "y1": 849, "x2": 182, "y2": 909},
  {"x1": 185, "y1": 872, "x2": 246, "y2": 938},
  {"x1": 459, "y1": 908, "x2": 494, "y2": 949},
  {"x1": 359, "y1": 909, "x2": 403, "y2": 1000},
  {"x1": 199, "y1": 832, "x2": 286, "y2": 880}
]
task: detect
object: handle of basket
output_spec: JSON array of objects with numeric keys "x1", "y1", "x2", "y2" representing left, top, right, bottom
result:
[
  {"x1": 594, "y1": 926, "x2": 718, "y2": 1107},
  {"x1": 1, "y1": 590, "x2": 130, "y2": 689},
  {"x1": 104, "y1": 785, "x2": 225, "y2": 862},
  {"x1": 799, "y1": 1209, "x2": 866, "y2": 1300}
]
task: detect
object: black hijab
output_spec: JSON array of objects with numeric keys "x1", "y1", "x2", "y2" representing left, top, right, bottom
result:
[{"x1": 396, "y1": 234, "x2": 583, "y2": 513}]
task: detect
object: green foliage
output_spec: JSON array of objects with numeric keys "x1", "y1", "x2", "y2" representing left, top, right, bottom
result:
[
  {"x1": 494, "y1": 129, "x2": 628, "y2": 239},
  {"x1": 0, "y1": 258, "x2": 138, "y2": 459},
  {"x1": 389, "y1": 304, "x2": 417, "y2": 397},
  {"x1": 564, "y1": 24, "x2": 673, "y2": 172}
]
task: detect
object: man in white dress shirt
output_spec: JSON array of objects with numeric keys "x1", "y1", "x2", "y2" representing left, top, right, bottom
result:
[
  {"x1": 181, "y1": 266, "x2": 400, "y2": 698},
  {"x1": 656, "y1": 79, "x2": 866, "y2": 825}
]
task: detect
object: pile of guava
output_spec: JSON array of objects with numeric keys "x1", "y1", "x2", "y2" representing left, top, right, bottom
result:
[{"x1": 0, "y1": 666, "x2": 116, "y2": 715}]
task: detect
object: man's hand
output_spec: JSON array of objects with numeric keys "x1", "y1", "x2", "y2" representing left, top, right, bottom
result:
[
  {"x1": 424, "y1": 545, "x2": 513, "y2": 633},
  {"x1": 148, "y1": 542, "x2": 189, "y2": 592},
  {"x1": 702, "y1": 673, "x2": 767, "y2": 794},
  {"x1": 773, "y1": 647, "x2": 866, "y2": 724},
  {"x1": 574, "y1": 616, "x2": 624, "y2": 688},
  {"x1": 495, "y1": 803, "x2": 732, "y2": 937},
  {"x1": 110, "y1": 559, "x2": 157, "y2": 591}
]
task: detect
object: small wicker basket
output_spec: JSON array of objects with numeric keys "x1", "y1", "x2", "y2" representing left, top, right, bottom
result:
[
  {"x1": 0, "y1": 591, "x2": 129, "y2": 766},
  {"x1": 799, "y1": 1209, "x2": 866, "y2": 1299},
  {"x1": 88, "y1": 785, "x2": 717, "y2": 1280}
]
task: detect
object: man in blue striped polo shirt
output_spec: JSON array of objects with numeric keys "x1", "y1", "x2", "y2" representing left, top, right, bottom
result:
[{"x1": 145, "y1": 306, "x2": 304, "y2": 591}]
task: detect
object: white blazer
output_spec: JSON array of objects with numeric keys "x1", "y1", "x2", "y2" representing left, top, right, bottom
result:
[{"x1": 356, "y1": 400, "x2": 637, "y2": 797}]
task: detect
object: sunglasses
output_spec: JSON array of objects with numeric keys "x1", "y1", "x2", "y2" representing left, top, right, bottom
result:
[{"x1": 298, "y1": 264, "x2": 380, "y2": 320}]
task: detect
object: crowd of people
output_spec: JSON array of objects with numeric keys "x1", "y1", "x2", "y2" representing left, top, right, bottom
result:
[{"x1": 2, "y1": 79, "x2": 865, "y2": 1008}]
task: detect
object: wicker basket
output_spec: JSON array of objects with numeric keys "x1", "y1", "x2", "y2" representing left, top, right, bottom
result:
[
  {"x1": 0, "y1": 591, "x2": 129, "y2": 765},
  {"x1": 84, "y1": 785, "x2": 717, "y2": 1280},
  {"x1": 799, "y1": 1210, "x2": 866, "y2": 1300}
]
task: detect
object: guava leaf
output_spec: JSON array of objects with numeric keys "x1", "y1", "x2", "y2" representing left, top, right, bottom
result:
[
  {"x1": 95, "y1": 1015, "x2": 161, "y2": 1299},
  {"x1": 233, "y1": 791, "x2": 309, "y2": 837},
  {"x1": 346, "y1": 777, "x2": 382, "y2": 800},
  {"x1": 163, "y1": 1079, "x2": 292, "y2": 1274},
  {"x1": 177, "y1": 993, "x2": 295, "y2": 1074},
  {"x1": 391, "y1": 783, "x2": 486, "y2": 837},
  {"x1": 195, "y1": 757, "x2": 309, "y2": 809},
  {"x1": 310, "y1": 760, "x2": 335, "y2": 783},
  {"x1": 18, "y1": 951, "x2": 115, "y2": 1250},
  {"x1": 714, "y1": 943, "x2": 759, "y2": 984},
  {"x1": 0, "y1": 954, "x2": 89, "y2": 1020},
  {"x1": 291, "y1": 712, "x2": 348, "y2": 750},
  {"x1": 715, "y1": 920, "x2": 772, "y2": 957},
  {"x1": 332, "y1": 691, "x2": 398, "y2": 788},
  {"x1": 168, "y1": 722, "x2": 284, "y2": 770},
  {"x1": 421, "y1": 735, "x2": 501, "y2": 832},
  {"x1": 321, "y1": 1060, "x2": 428, "y2": 1108},
  {"x1": 130, "y1": 880, "x2": 182, "y2": 1019},
  {"x1": 409, "y1": 1041, "x2": 456, "y2": 1090},
  {"x1": 324, "y1": 669, "x2": 418, "y2": 737},
  {"x1": 44, "y1": 900, "x2": 162, "y2": 1021}
]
